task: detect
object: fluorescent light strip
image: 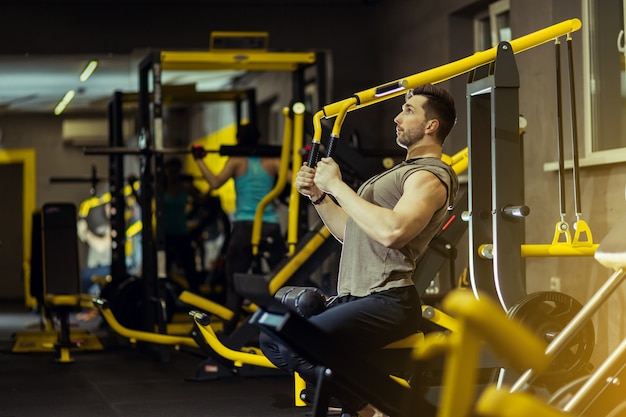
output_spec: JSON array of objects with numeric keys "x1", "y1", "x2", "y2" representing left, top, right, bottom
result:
[
  {"x1": 54, "y1": 90, "x2": 76, "y2": 115},
  {"x1": 79, "y1": 60, "x2": 98, "y2": 82}
]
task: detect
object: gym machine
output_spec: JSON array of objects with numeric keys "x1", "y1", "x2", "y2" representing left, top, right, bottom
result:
[
  {"x1": 244, "y1": 18, "x2": 585, "y2": 417},
  {"x1": 87, "y1": 88, "x2": 259, "y2": 328},
  {"x1": 85, "y1": 38, "x2": 327, "y2": 363}
]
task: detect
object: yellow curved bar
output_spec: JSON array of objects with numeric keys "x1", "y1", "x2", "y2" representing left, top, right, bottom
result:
[
  {"x1": 442, "y1": 290, "x2": 549, "y2": 373},
  {"x1": 287, "y1": 104, "x2": 306, "y2": 255},
  {"x1": 78, "y1": 181, "x2": 141, "y2": 218},
  {"x1": 311, "y1": 110, "x2": 324, "y2": 143},
  {"x1": 96, "y1": 304, "x2": 199, "y2": 348},
  {"x1": 178, "y1": 290, "x2": 235, "y2": 321},
  {"x1": 251, "y1": 107, "x2": 293, "y2": 255},
  {"x1": 521, "y1": 243, "x2": 598, "y2": 257},
  {"x1": 476, "y1": 386, "x2": 572, "y2": 417},
  {"x1": 421, "y1": 305, "x2": 459, "y2": 333},
  {"x1": 268, "y1": 226, "x2": 332, "y2": 295},
  {"x1": 78, "y1": 194, "x2": 110, "y2": 217},
  {"x1": 321, "y1": 19, "x2": 582, "y2": 120},
  {"x1": 191, "y1": 312, "x2": 276, "y2": 368},
  {"x1": 413, "y1": 332, "x2": 450, "y2": 361},
  {"x1": 331, "y1": 101, "x2": 353, "y2": 137}
]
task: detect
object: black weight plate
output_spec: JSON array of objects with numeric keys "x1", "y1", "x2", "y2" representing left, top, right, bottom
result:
[{"x1": 508, "y1": 291, "x2": 595, "y2": 386}]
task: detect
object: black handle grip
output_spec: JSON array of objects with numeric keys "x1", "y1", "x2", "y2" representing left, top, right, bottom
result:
[
  {"x1": 307, "y1": 141, "x2": 321, "y2": 167},
  {"x1": 326, "y1": 134, "x2": 339, "y2": 159}
]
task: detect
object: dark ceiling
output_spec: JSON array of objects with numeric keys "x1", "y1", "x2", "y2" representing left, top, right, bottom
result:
[{"x1": 0, "y1": 0, "x2": 380, "y2": 114}]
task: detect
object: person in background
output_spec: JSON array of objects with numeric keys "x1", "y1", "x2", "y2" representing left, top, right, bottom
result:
[
  {"x1": 259, "y1": 84, "x2": 459, "y2": 417},
  {"x1": 192, "y1": 123, "x2": 287, "y2": 334},
  {"x1": 163, "y1": 157, "x2": 203, "y2": 294},
  {"x1": 76, "y1": 202, "x2": 111, "y2": 321}
]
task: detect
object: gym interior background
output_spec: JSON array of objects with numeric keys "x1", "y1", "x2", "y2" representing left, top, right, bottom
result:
[{"x1": 0, "y1": 0, "x2": 624, "y2": 378}]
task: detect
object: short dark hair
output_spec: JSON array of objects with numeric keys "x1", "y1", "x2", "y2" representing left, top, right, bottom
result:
[
  {"x1": 237, "y1": 124, "x2": 261, "y2": 147},
  {"x1": 407, "y1": 84, "x2": 456, "y2": 143}
]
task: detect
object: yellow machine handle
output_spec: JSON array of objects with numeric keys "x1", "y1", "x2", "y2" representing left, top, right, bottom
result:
[
  {"x1": 319, "y1": 19, "x2": 582, "y2": 121},
  {"x1": 191, "y1": 311, "x2": 276, "y2": 368},
  {"x1": 92, "y1": 298, "x2": 198, "y2": 348}
]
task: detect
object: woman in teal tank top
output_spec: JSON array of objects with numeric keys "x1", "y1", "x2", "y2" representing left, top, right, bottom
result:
[{"x1": 193, "y1": 124, "x2": 287, "y2": 333}]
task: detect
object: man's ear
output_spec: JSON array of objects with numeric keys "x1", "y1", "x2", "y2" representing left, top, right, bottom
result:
[{"x1": 426, "y1": 119, "x2": 439, "y2": 134}]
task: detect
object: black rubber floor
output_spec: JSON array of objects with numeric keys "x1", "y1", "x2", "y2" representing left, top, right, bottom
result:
[{"x1": 0, "y1": 304, "x2": 311, "y2": 417}]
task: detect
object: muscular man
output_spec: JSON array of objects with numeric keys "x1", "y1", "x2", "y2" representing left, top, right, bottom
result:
[{"x1": 261, "y1": 84, "x2": 459, "y2": 417}]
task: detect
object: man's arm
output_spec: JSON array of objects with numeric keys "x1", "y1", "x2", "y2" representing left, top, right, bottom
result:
[
  {"x1": 315, "y1": 158, "x2": 447, "y2": 249},
  {"x1": 295, "y1": 163, "x2": 348, "y2": 242}
]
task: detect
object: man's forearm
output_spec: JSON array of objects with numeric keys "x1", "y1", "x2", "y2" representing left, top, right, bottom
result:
[{"x1": 310, "y1": 194, "x2": 348, "y2": 242}]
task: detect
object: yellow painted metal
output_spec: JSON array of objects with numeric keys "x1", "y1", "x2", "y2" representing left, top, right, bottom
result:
[
  {"x1": 287, "y1": 104, "x2": 305, "y2": 255},
  {"x1": 449, "y1": 147, "x2": 469, "y2": 175},
  {"x1": 443, "y1": 290, "x2": 549, "y2": 372},
  {"x1": 0, "y1": 149, "x2": 36, "y2": 307},
  {"x1": 436, "y1": 314, "x2": 483, "y2": 417},
  {"x1": 421, "y1": 305, "x2": 460, "y2": 333},
  {"x1": 268, "y1": 226, "x2": 332, "y2": 295},
  {"x1": 178, "y1": 290, "x2": 235, "y2": 321},
  {"x1": 319, "y1": 19, "x2": 582, "y2": 120},
  {"x1": 523, "y1": 219, "x2": 597, "y2": 257},
  {"x1": 252, "y1": 107, "x2": 294, "y2": 256},
  {"x1": 294, "y1": 373, "x2": 307, "y2": 407},
  {"x1": 96, "y1": 303, "x2": 199, "y2": 348},
  {"x1": 56, "y1": 348, "x2": 74, "y2": 363},
  {"x1": 191, "y1": 312, "x2": 276, "y2": 368},
  {"x1": 160, "y1": 51, "x2": 316, "y2": 71},
  {"x1": 521, "y1": 243, "x2": 598, "y2": 257},
  {"x1": 432, "y1": 290, "x2": 550, "y2": 417},
  {"x1": 572, "y1": 219, "x2": 594, "y2": 245}
]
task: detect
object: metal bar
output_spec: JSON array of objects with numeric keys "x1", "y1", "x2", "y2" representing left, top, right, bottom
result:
[
  {"x1": 108, "y1": 91, "x2": 128, "y2": 286},
  {"x1": 288, "y1": 103, "x2": 305, "y2": 254},
  {"x1": 319, "y1": 19, "x2": 582, "y2": 120},
  {"x1": 563, "y1": 335, "x2": 626, "y2": 414},
  {"x1": 160, "y1": 51, "x2": 316, "y2": 71},
  {"x1": 567, "y1": 34, "x2": 582, "y2": 219},
  {"x1": 521, "y1": 243, "x2": 598, "y2": 257},
  {"x1": 554, "y1": 39, "x2": 568, "y2": 221}
]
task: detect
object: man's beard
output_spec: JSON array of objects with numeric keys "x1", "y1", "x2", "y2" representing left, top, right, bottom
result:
[{"x1": 396, "y1": 123, "x2": 426, "y2": 148}]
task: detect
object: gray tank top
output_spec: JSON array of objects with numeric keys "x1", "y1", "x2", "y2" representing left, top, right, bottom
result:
[{"x1": 337, "y1": 157, "x2": 458, "y2": 297}]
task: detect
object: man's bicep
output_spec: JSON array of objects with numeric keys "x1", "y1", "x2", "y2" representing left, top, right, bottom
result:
[{"x1": 394, "y1": 171, "x2": 447, "y2": 227}]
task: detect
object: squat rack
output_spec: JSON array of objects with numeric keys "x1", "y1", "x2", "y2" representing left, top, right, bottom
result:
[
  {"x1": 104, "y1": 88, "x2": 258, "y2": 294},
  {"x1": 129, "y1": 45, "x2": 325, "y2": 358}
]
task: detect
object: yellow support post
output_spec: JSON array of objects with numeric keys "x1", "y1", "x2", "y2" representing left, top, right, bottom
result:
[
  {"x1": 251, "y1": 107, "x2": 294, "y2": 256},
  {"x1": 287, "y1": 103, "x2": 306, "y2": 255}
]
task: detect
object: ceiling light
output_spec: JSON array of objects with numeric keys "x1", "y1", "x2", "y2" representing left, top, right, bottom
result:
[
  {"x1": 54, "y1": 90, "x2": 76, "y2": 115},
  {"x1": 79, "y1": 60, "x2": 98, "y2": 82}
]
